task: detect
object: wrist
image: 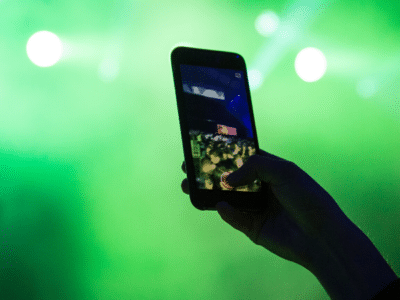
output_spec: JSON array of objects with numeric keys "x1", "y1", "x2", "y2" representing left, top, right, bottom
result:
[{"x1": 308, "y1": 220, "x2": 397, "y2": 300}]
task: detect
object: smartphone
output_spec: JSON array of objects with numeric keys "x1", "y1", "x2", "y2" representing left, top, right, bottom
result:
[{"x1": 171, "y1": 46, "x2": 268, "y2": 212}]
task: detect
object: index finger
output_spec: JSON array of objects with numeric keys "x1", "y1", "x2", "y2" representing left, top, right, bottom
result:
[
  {"x1": 258, "y1": 149, "x2": 287, "y2": 161},
  {"x1": 227, "y1": 154, "x2": 297, "y2": 188}
]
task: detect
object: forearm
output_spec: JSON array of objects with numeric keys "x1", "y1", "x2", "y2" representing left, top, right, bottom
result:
[{"x1": 308, "y1": 218, "x2": 398, "y2": 300}]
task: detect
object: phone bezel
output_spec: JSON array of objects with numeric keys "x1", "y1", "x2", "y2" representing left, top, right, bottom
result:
[{"x1": 171, "y1": 46, "x2": 268, "y2": 212}]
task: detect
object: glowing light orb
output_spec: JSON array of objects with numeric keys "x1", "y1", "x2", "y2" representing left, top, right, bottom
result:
[
  {"x1": 98, "y1": 57, "x2": 120, "y2": 82},
  {"x1": 255, "y1": 11, "x2": 280, "y2": 37},
  {"x1": 295, "y1": 47, "x2": 327, "y2": 82},
  {"x1": 248, "y1": 69, "x2": 264, "y2": 91},
  {"x1": 26, "y1": 31, "x2": 63, "y2": 67}
]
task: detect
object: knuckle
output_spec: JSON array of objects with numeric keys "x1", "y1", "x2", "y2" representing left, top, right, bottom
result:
[
  {"x1": 242, "y1": 155, "x2": 260, "y2": 174},
  {"x1": 284, "y1": 161, "x2": 299, "y2": 173},
  {"x1": 246, "y1": 154, "x2": 260, "y2": 165},
  {"x1": 278, "y1": 160, "x2": 300, "y2": 181}
]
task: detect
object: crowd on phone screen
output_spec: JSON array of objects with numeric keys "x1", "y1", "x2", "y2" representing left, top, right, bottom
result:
[{"x1": 189, "y1": 130, "x2": 261, "y2": 192}]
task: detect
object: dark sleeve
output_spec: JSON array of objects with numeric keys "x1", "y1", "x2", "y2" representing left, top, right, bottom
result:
[{"x1": 370, "y1": 278, "x2": 400, "y2": 300}]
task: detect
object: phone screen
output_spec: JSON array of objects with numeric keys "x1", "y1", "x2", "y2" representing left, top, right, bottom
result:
[{"x1": 180, "y1": 64, "x2": 261, "y2": 192}]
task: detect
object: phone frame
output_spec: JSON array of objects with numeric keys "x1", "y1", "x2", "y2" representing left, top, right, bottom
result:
[{"x1": 171, "y1": 46, "x2": 268, "y2": 212}]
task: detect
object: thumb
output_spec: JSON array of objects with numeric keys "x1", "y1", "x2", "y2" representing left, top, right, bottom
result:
[
  {"x1": 225, "y1": 156, "x2": 259, "y2": 188},
  {"x1": 216, "y1": 201, "x2": 254, "y2": 237}
]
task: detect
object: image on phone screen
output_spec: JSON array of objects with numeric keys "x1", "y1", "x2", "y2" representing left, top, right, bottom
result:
[{"x1": 180, "y1": 64, "x2": 261, "y2": 192}]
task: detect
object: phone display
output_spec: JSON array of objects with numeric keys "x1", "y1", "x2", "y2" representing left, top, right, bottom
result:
[
  {"x1": 171, "y1": 46, "x2": 267, "y2": 211},
  {"x1": 180, "y1": 64, "x2": 261, "y2": 192}
]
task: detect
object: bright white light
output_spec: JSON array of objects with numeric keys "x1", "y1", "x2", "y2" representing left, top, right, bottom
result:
[
  {"x1": 248, "y1": 69, "x2": 263, "y2": 91},
  {"x1": 255, "y1": 11, "x2": 280, "y2": 37},
  {"x1": 26, "y1": 31, "x2": 63, "y2": 67},
  {"x1": 98, "y1": 57, "x2": 120, "y2": 83},
  {"x1": 295, "y1": 47, "x2": 327, "y2": 82}
]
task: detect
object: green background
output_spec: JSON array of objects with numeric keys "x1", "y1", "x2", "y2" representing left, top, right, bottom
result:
[{"x1": 0, "y1": 0, "x2": 399, "y2": 299}]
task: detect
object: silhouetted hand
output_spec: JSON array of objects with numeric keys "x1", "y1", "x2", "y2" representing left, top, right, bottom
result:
[
  {"x1": 182, "y1": 149, "x2": 399, "y2": 299},
  {"x1": 181, "y1": 149, "x2": 347, "y2": 270}
]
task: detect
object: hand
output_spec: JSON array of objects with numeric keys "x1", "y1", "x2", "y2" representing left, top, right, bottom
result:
[
  {"x1": 181, "y1": 149, "x2": 347, "y2": 271},
  {"x1": 181, "y1": 150, "x2": 399, "y2": 299}
]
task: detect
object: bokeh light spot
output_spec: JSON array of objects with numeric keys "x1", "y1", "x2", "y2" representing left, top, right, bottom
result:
[
  {"x1": 255, "y1": 11, "x2": 280, "y2": 37},
  {"x1": 26, "y1": 31, "x2": 63, "y2": 67},
  {"x1": 295, "y1": 47, "x2": 327, "y2": 82},
  {"x1": 248, "y1": 69, "x2": 264, "y2": 91},
  {"x1": 98, "y1": 57, "x2": 120, "y2": 83}
]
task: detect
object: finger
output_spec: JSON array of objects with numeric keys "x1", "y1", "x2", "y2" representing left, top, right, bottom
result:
[
  {"x1": 226, "y1": 154, "x2": 295, "y2": 188},
  {"x1": 182, "y1": 161, "x2": 186, "y2": 174},
  {"x1": 258, "y1": 149, "x2": 288, "y2": 162},
  {"x1": 182, "y1": 151, "x2": 280, "y2": 175},
  {"x1": 216, "y1": 201, "x2": 255, "y2": 238},
  {"x1": 181, "y1": 178, "x2": 189, "y2": 194}
]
